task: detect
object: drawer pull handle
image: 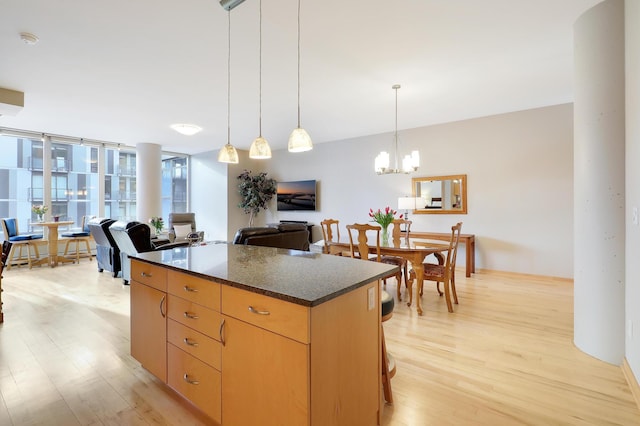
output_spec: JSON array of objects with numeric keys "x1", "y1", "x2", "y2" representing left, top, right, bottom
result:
[
  {"x1": 183, "y1": 374, "x2": 199, "y2": 385},
  {"x1": 183, "y1": 285, "x2": 198, "y2": 292},
  {"x1": 219, "y1": 318, "x2": 226, "y2": 346},
  {"x1": 141, "y1": 272, "x2": 152, "y2": 278},
  {"x1": 159, "y1": 295, "x2": 166, "y2": 318},
  {"x1": 183, "y1": 338, "x2": 199, "y2": 347},
  {"x1": 248, "y1": 306, "x2": 270, "y2": 315},
  {"x1": 184, "y1": 312, "x2": 199, "y2": 319}
]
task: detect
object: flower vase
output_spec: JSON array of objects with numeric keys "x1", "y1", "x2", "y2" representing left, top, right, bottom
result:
[
  {"x1": 381, "y1": 225, "x2": 389, "y2": 246},
  {"x1": 37, "y1": 214, "x2": 43, "y2": 222}
]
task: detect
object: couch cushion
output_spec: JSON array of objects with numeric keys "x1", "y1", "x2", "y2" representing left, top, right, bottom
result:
[
  {"x1": 276, "y1": 223, "x2": 307, "y2": 232},
  {"x1": 174, "y1": 224, "x2": 193, "y2": 239}
]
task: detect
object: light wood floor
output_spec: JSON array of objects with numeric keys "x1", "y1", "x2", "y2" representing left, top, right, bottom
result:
[{"x1": 1, "y1": 261, "x2": 639, "y2": 425}]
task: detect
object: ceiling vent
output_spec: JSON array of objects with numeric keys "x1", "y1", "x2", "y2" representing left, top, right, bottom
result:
[{"x1": 0, "y1": 88, "x2": 24, "y2": 116}]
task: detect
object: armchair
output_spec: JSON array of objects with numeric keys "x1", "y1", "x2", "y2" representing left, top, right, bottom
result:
[
  {"x1": 88, "y1": 218, "x2": 120, "y2": 277},
  {"x1": 168, "y1": 212, "x2": 204, "y2": 242},
  {"x1": 109, "y1": 220, "x2": 189, "y2": 284}
]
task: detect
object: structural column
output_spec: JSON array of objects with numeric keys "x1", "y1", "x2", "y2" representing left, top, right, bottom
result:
[
  {"x1": 574, "y1": 0, "x2": 625, "y2": 364},
  {"x1": 136, "y1": 143, "x2": 162, "y2": 225}
]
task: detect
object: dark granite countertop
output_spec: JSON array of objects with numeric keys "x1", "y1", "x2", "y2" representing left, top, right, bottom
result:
[{"x1": 133, "y1": 243, "x2": 398, "y2": 307}]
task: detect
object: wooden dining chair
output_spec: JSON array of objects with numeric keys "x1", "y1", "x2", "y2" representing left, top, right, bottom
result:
[
  {"x1": 320, "y1": 218, "x2": 350, "y2": 256},
  {"x1": 381, "y1": 218, "x2": 412, "y2": 301},
  {"x1": 410, "y1": 222, "x2": 463, "y2": 313},
  {"x1": 345, "y1": 222, "x2": 398, "y2": 403}
]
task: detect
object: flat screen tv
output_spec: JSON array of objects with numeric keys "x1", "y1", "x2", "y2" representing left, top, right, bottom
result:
[{"x1": 277, "y1": 180, "x2": 317, "y2": 211}]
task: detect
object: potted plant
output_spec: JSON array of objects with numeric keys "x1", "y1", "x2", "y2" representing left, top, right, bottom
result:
[{"x1": 237, "y1": 170, "x2": 277, "y2": 227}]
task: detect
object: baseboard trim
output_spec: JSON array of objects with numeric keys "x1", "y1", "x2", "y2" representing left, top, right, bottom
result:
[{"x1": 623, "y1": 358, "x2": 640, "y2": 411}]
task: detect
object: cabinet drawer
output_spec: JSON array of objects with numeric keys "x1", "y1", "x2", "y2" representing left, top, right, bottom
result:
[
  {"x1": 168, "y1": 295, "x2": 221, "y2": 339},
  {"x1": 222, "y1": 286, "x2": 310, "y2": 344},
  {"x1": 131, "y1": 260, "x2": 167, "y2": 292},
  {"x1": 168, "y1": 344, "x2": 221, "y2": 424},
  {"x1": 168, "y1": 319, "x2": 221, "y2": 370},
  {"x1": 167, "y1": 270, "x2": 220, "y2": 311}
]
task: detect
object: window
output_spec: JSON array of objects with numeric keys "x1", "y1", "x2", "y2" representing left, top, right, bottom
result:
[
  {"x1": 162, "y1": 155, "x2": 188, "y2": 221},
  {"x1": 105, "y1": 148, "x2": 136, "y2": 221}
]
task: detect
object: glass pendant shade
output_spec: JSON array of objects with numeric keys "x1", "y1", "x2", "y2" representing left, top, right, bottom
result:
[
  {"x1": 218, "y1": 143, "x2": 239, "y2": 163},
  {"x1": 249, "y1": 136, "x2": 272, "y2": 159},
  {"x1": 375, "y1": 151, "x2": 390, "y2": 173},
  {"x1": 288, "y1": 128, "x2": 313, "y2": 152}
]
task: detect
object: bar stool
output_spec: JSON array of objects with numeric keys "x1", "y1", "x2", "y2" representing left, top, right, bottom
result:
[{"x1": 381, "y1": 289, "x2": 396, "y2": 403}]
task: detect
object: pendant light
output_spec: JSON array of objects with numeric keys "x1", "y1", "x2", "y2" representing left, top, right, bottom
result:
[
  {"x1": 288, "y1": 0, "x2": 313, "y2": 153},
  {"x1": 218, "y1": 11, "x2": 239, "y2": 164},
  {"x1": 375, "y1": 84, "x2": 420, "y2": 174},
  {"x1": 249, "y1": 0, "x2": 272, "y2": 159}
]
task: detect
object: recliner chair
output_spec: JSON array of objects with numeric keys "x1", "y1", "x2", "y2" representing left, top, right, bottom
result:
[
  {"x1": 88, "y1": 217, "x2": 120, "y2": 277},
  {"x1": 110, "y1": 220, "x2": 189, "y2": 284}
]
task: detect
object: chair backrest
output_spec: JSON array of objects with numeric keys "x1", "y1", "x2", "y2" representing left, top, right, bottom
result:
[
  {"x1": 346, "y1": 223, "x2": 381, "y2": 262},
  {"x1": 320, "y1": 219, "x2": 340, "y2": 252},
  {"x1": 81, "y1": 215, "x2": 95, "y2": 233},
  {"x1": 391, "y1": 218, "x2": 412, "y2": 246},
  {"x1": 1, "y1": 240, "x2": 12, "y2": 276},
  {"x1": 445, "y1": 222, "x2": 463, "y2": 273},
  {"x1": 169, "y1": 212, "x2": 196, "y2": 231},
  {"x1": 109, "y1": 220, "x2": 153, "y2": 255},
  {"x1": 88, "y1": 218, "x2": 117, "y2": 248},
  {"x1": 1, "y1": 218, "x2": 18, "y2": 238}
]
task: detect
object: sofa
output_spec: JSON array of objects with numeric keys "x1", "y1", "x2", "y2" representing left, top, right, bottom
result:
[
  {"x1": 109, "y1": 220, "x2": 189, "y2": 284},
  {"x1": 232, "y1": 223, "x2": 310, "y2": 251}
]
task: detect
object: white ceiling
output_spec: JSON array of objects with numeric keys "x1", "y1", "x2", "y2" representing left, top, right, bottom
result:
[{"x1": 0, "y1": 0, "x2": 602, "y2": 155}]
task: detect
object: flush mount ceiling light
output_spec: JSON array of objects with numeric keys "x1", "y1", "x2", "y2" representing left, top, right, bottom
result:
[
  {"x1": 375, "y1": 84, "x2": 420, "y2": 175},
  {"x1": 20, "y1": 32, "x2": 39, "y2": 45},
  {"x1": 288, "y1": 0, "x2": 313, "y2": 153},
  {"x1": 170, "y1": 123, "x2": 202, "y2": 136},
  {"x1": 217, "y1": 10, "x2": 239, "y2": 164},
  {"x1": 249, "y1": 0, "x2": 272, "y2": 159}
]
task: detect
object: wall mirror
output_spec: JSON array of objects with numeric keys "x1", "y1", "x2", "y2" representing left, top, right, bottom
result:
[{"x1": 411, "y1": 174, "x2": 467, "y2": 214}]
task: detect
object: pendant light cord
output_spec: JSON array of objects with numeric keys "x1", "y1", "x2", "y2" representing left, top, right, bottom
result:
[
  {"x1": 394, "y1": 85, "x2": 399, "y2": 171},
  {"x1": 296, "y1": 0, "x2": 301, "y2": 128},
  {"x1": 227, "y1": 11, "x2": 231, "y2": 145},
  {"x1": 259, "y1": 0, "x2": 263, "y2": 137}
]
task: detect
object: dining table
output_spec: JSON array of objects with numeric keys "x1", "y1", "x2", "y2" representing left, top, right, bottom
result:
[
  {"x1": 31, "y1": 220, "x2": 75, "y2": 268},
  {"x1": 315, "y1": 235, "x2": 450, "y2": 316}
]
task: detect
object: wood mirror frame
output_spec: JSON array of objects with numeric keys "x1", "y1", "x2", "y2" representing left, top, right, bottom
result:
[{"x1": 411, "y1": 174, "x2": 467, "y2": 214}]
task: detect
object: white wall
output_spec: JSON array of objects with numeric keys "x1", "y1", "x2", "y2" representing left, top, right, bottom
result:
[
  {"x1": 191, "y1": 104, "x2": 573, "y2": 278},
  {"x1": 625, "y1": 0, "x2": 640, "y2": 381},
  {"x1": 260, "y1": 104, "x2": 574, "y2": 278}
]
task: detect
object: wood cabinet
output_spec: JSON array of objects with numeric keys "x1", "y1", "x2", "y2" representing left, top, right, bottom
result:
[
  {"x1": 221, "y1": 286, "x2": 310, "y2": 425},
  {"x1": 221, "y1": 284, "x2": 380, "y2": 426},
  {"x1": 130, "y1": 260, "x2": 168, "y2": 382},
  {"x1": 131, "y1": 257, "x2": 381, "y2": 425}
]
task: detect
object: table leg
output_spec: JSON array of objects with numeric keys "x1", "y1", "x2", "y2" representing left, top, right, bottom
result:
[
  {"x1": 48, "y1": 232, "x2": 74, "y2": 267},
  {"x1": 413, "y1": 262, "x2": 425, "y2": 315}
]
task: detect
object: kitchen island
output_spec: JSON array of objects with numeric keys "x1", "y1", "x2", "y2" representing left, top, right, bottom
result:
[{"x1": 130, "y1": 243, "x2": 397, "y2": 426}]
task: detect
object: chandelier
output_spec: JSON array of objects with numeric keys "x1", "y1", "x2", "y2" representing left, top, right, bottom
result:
[{"x1": 375, "y1": 84, "x2": 420, "y2": 175}]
